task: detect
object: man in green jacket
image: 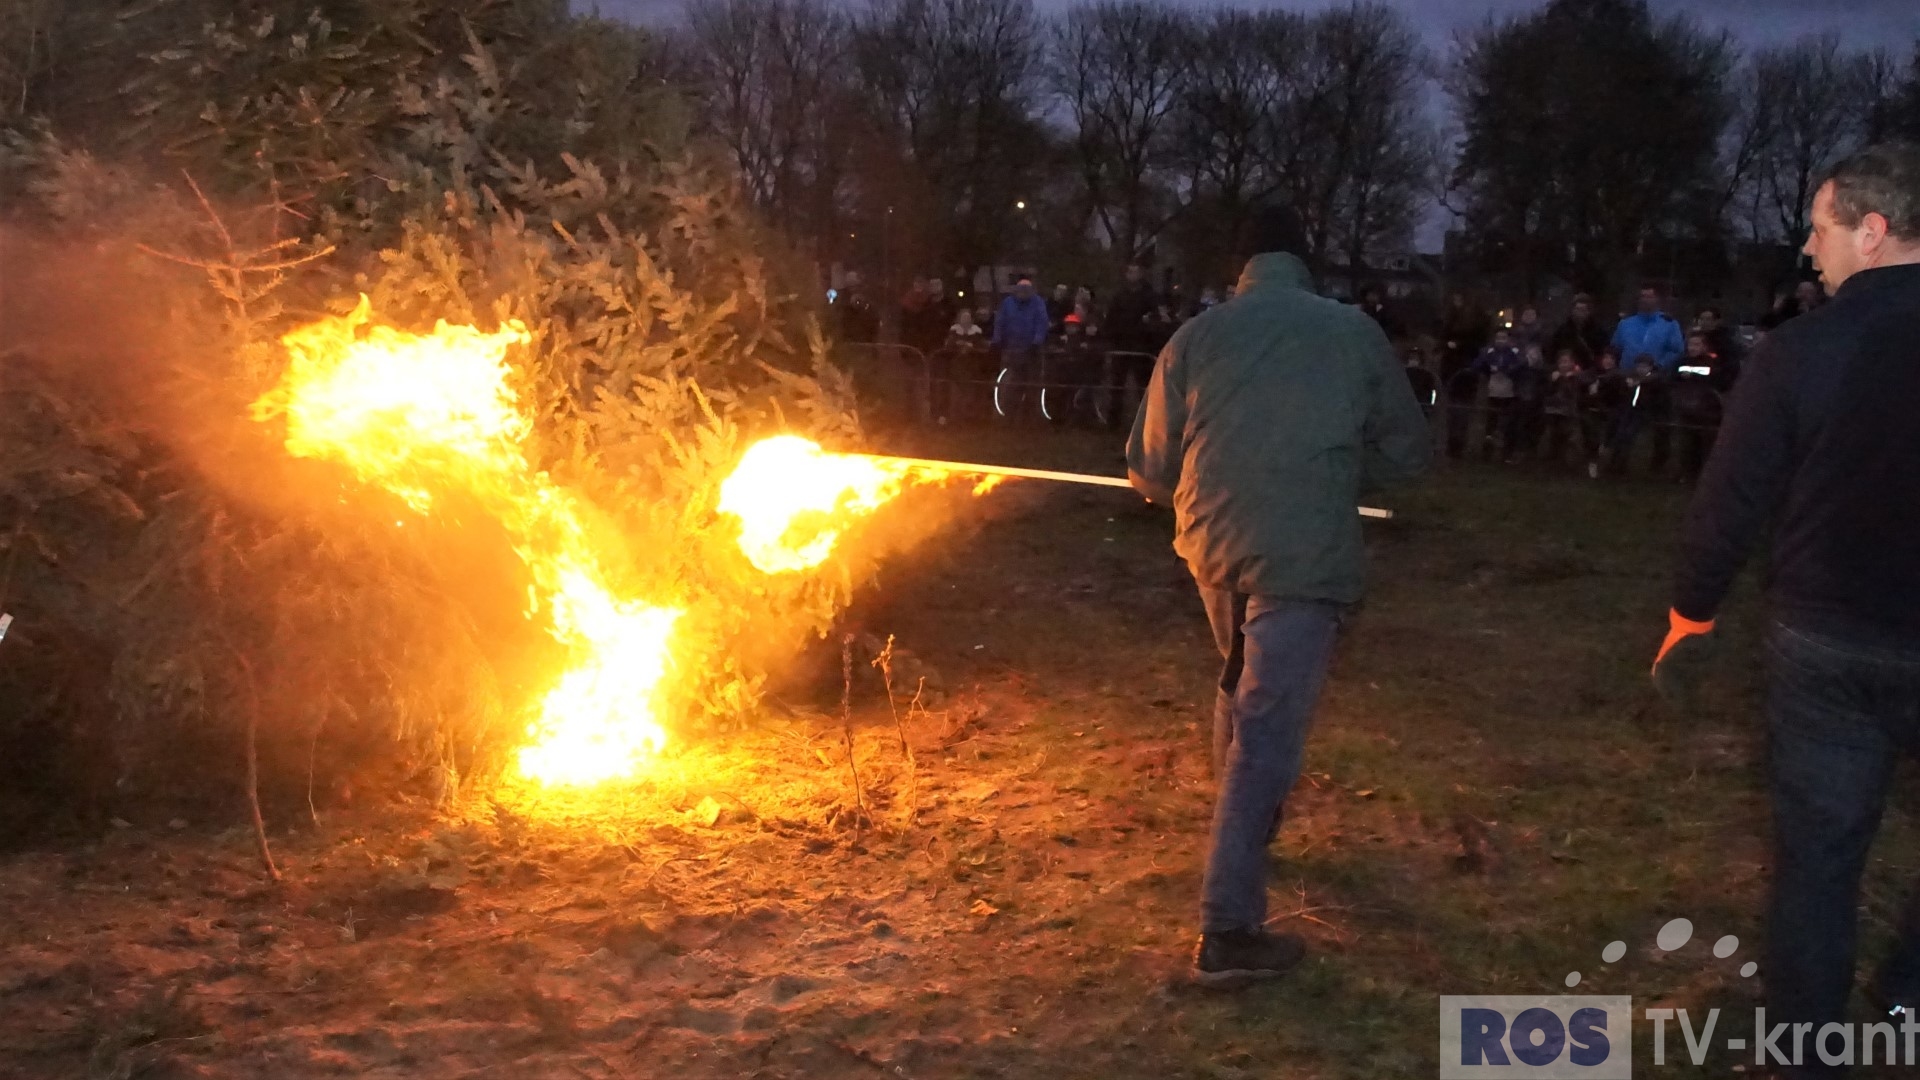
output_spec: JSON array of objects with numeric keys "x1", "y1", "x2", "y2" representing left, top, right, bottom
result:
[{"x1": 1127, "y1": 207, "x2": 1432, "y2": 986}]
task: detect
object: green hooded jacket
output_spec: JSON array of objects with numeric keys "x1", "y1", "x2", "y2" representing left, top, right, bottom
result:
[{"x1": 1125, "y1": 253, "x2": 1431, "y2": 603}]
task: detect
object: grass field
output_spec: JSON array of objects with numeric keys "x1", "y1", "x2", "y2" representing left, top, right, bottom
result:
[{"x1": 2, "y1": 424, "x2": 1916, "y2": 1079}]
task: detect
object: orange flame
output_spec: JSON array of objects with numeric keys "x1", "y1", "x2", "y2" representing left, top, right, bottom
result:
[
  {"x1": 253, "y1": 297, "x2": 678, "y2": 786},
  {"x1": 716, "y1": 435, "x2": 979, "y2": 574},
  {"x1": 253, "y1": 299, "x2": 998, "y2": 790},
  {"x1": 717, "y1": 435, "x2": 920, "y2": 573}
]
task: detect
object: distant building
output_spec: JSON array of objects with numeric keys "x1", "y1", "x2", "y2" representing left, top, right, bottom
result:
[{"x1": 1318, "y1": 249, "x2": 1444, "y2": 302}]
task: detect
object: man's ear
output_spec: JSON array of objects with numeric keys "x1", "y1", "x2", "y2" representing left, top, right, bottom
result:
[{"x1": 1862, "y1": 211, "x2": 1891, "y2": 252}]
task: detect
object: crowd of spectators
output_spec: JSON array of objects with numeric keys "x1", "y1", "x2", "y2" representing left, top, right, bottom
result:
[
  {"x1": 828, "y1": 264, "x2": 1820, "y2": 479},
  {"x1": 829, "y1": 264, "x2": 1223, "y2": 425},
  {"x1": 1413, "y1": 281, "x2": 1807, "y2": 480}
]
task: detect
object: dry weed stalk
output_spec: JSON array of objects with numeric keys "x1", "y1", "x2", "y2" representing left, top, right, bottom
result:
[
  {"x1": 872, "y1": 634, "x2": 917, "y2": 829},
  {"x1": 230, "y1": 648, "x2": 280, "y2": 882},
  {"x1": 839, "y1": 633, "x2": 865, "y2": 826},
  {"x1": 136, "y1": 172, "x2": 331, "y2": 882}
]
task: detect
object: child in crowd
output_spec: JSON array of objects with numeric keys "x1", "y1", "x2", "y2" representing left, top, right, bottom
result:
[
  {"x1": 1673, "y1": 332, "x2": 1725, "y2": 481},
  {"x1": 939, "y1": 307, "x2": 988, "y2": 423},
  {"x1": 1404, "y1": 347, "x2": 1441, "y2": 418},
  {"x1": 1511, "y1": 305, "x2": 1546, "y2": 355},
  {"x1": 1541, "y1": 349, "x2": 1587, "y2": 467},
  {"x1": 1471, "y1": 327, "x2": 1525, "y2": 462},
  {"x1": 1506, "y1": 343, "x2": 1550, "y2": 462},
  {"x1": 947, "y1": 306, "x2": 984, "y2": 346},
  {"x1": 1582, "y1": 348, "x2": 1629, "y2": 479}
]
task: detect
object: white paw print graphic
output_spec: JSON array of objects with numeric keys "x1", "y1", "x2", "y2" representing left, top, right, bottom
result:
[{"x1": 1563, "y1": 917, "x2": 1757, "y2": 988}]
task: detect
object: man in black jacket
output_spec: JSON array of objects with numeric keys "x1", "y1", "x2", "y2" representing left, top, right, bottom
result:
[
  {"x1": 1104, "y1": 264, "x2": 1161, "y2": 423},
  {"x1": 1694, "y1": 305, "x2": 1743, "y2": 388},
  {"x1": 1439, "y1": 292, "x2": 1492, "y2": 459},
  {"x1": 1105, "y1": 263, "x2": 1159, "y2": 352},
  {"x1": 1655, "y1": 141, "x2": 1920, "y2": 1077},
  {"x1": 1548, "y1": 292, "x2": 1612, "y2": 370}
]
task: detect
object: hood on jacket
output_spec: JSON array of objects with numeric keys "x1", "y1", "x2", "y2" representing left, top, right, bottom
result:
[{"x1": 1233, "y1": 252, "x2": 1313, "y2": 296}]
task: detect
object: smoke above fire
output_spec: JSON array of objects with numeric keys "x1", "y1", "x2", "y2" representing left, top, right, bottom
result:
[{"x1": 249, "y1": 298, "x2": 975, "y2": 787}]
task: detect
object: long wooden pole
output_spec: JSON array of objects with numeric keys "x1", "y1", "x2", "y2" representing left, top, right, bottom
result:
[{"x1": 859, "y1": 454, "x2": 1394, "y2": 520}]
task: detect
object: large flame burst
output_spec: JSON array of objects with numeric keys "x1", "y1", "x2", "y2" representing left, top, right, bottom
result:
[
  {"x1": 717, "y1": 435, "x2": 919, "y2": 574},
  {"x1": 253, "y1": 298, "x2": 968, "y2": 788},
  {"x1": 254, "y1": 297, "x2": 677, "y2": 786}
]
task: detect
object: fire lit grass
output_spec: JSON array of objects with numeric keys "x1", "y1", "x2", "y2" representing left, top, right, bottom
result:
[{"x1": 3, "y1": 425, "x2": 1919, "y2": 1078}]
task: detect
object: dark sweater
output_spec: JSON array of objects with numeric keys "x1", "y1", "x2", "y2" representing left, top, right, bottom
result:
[{"x1": 1673, "y1": 263, "x2": 1920, "y2": 645}]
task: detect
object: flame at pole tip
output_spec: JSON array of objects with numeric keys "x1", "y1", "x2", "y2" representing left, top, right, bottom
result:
[{"x1": 714, "y1": 436, "x2": 1013, "y2": 574}]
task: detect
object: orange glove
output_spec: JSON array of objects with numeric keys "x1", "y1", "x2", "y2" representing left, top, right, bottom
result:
[{"x1": 1653, "y1": 609, "x2": 1716, "y2": 673}]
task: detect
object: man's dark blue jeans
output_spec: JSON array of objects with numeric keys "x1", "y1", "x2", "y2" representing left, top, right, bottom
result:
[
  {"x1": 1197, "y1": 588, "x2": 1342, "y2": 934},
  {"x1": 1764, "y1": 621, "x2": 1920, "y2": 1075}
]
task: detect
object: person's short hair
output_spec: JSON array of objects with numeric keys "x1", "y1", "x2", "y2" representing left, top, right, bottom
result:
[
  {"x1": 1638, "y1": 283, "x2": 1661, "y2": 296},
  {"x1": 1015, "y1": 273, "x2": 1033, "y2": 285},
  {"x1": 1820, "y1": 141, "x2": 1920, "y2": 241},
  {"x1": 1572, "y1": 292, "x2": 1594, "y2": 306},
  {"x1": 1698, "y1": 305, "x2": 1721, "y2": 319},
  {"x1": 1243, "y1": 204, "x2": 1308, "y2": 257}
]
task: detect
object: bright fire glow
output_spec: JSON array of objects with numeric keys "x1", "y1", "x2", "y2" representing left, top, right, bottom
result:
[
  {"x1": 253, "y1": 296, "x2": 679, "y2": 786},
  {"x1": 253, "y1": 299, "x2": 999, "y2": 790},
  {"x1": 716, "y1": 435, "x2": 924, "y2": 573}
]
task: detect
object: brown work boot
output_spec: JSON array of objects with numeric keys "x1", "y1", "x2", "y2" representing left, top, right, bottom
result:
[{"x1": 1193, "y1": 929, "x2": 1306, "y2": 989}]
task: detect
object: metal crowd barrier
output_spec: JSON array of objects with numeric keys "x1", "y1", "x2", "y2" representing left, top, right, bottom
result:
[
  {"x1": 836, "y1": 344, "x2": 1731, "y2": 474},
  {"x1": 836, "y1": 341, "x2": 1162, "y2": 427},
  {"x1": 1433, "y1": 368, "x2": 1728, "y2": 470}
]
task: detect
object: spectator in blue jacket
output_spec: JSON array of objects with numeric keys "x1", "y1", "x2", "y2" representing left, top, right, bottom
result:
[
  {"x1": 993, "y1": 275, "x2": 1052, "y2": 418},
  {"x1": 1610, "y1": 285, "x2": 1685, "y2": 373}
]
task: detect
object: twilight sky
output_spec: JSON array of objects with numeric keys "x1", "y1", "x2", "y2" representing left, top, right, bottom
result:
[{"x1": 584, "y1": 0, "x2": 1920, "y2": 52}]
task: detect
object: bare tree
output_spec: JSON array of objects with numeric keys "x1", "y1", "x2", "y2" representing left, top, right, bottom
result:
[
  {"x1": 1164, "y1": 9, "x2": 1302, "y2": 282},
  {"x1": 1741, "y1": 35, "x2": 1886, "y2": 244},
  {"x1": 1884, "y1": 43, "x2": 1920, "y2": 142},
  {"x1": 1329, "y1": 87, "x2": 1439, "y2": 276},
  {"x1": 1714, "y1": 57, "x2": 1775, "y2": 244},
  {"x1": 1449, "y1": 0, "x2": 1733, "y2": 296},
  {"x1": 1161, "y1": 4, "x2": 1434, "y2": 287},
  {"x1": 1048, "y1": 0, "x2": 1189, "y2": 265},
  {"x1": 682, "y1": 0, "x2": 853, "y2": 242},
  {"x1": 853, "y1": 0, "x2": 1048, "y2": 274},
  {"x1": 1286, "y1": 3, "x2": 1434, "y2": 273}
]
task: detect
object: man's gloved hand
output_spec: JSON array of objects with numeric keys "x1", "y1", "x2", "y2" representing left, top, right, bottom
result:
[{"x1": 1651, "y1": 608, "x2": 1717, "y2": 705}]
